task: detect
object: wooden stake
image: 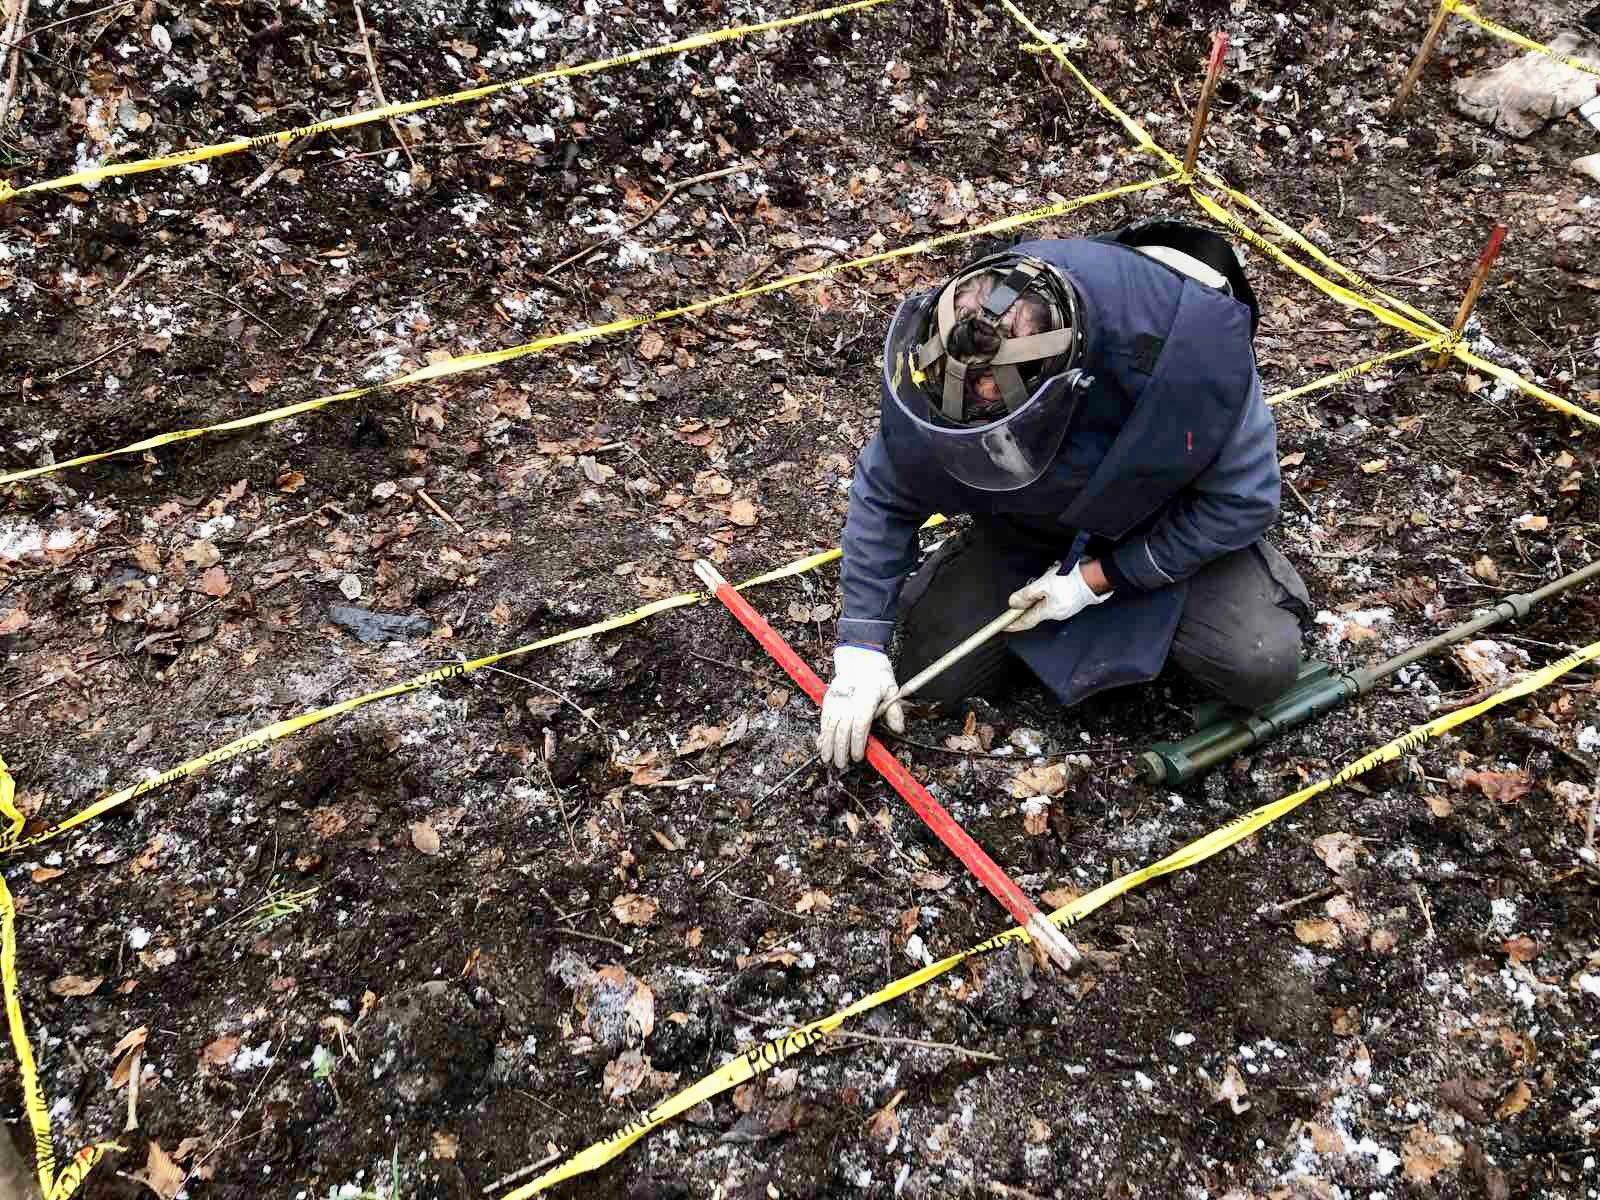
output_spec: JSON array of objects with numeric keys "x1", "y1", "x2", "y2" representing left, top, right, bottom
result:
[
  {"x1": 1182, "y1": 31, "x2": 1229, "y2": 178},
  {"x1": 1432, "y1": 222, "x2": 1507, "y2": 368},
  {"x1": 1391, "y1": 0, "x2": 1452, "y2": 115}
]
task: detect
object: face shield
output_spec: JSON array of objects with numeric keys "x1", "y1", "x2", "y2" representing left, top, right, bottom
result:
[{"x1": 884, "y1": 290, "x2": 1092, "y2": 493}]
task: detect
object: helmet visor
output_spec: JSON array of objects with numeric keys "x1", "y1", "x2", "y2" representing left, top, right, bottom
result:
[{"x1": 884, "y1": 292, "x2": 1085, "y2": 493}]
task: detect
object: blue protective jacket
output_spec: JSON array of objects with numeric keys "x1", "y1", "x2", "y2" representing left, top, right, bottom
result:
[{"x1": 836, "y1": 236, "x2": 1281, "y2": 706}]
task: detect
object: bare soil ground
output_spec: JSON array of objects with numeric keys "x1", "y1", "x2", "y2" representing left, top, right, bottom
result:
[{"x1": 2, "y1": 1, "x2": 1599, "y2": 1198}]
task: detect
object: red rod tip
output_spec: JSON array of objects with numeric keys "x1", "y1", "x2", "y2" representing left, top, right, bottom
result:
[{"x1": 1209, "y1": 31, "x2": 1229, "y2": 72}]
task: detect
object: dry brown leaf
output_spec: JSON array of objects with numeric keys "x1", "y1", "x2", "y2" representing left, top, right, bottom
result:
[
  {"x1": 199, "y1": 1034, "x2": 240, "y2": 1068},
  {"x1": 1402, "y1": 1127, "x2": 1463, "y2": 1184},
  {"x1": 1280, "y1": 451, "x2": 1305, "y2": 467},
  {"x1": 677, "y1": 724, "x2": 725, "y2": 756},
  {"x1": 1460, "y1": 770, "x2": 1533, "y2": 804},
  {"x1": 1514, "y1": 513, "x2": 1549, "y2": 532},
  {"x1": 1425, "y1": 792, "x2": 1453, "y2": 817},
  {"x1": 910, "y1": 871, "x2": 951, "y2": 891},
  {"x1": 110, "y1": 1026, "x2": 150, "y2": 1087},
  {"x1": 1360, "y1": 458, "x2": 1389, "y2": 474},
  {"x1": 1326, "y1": 894, "x2": 1371, "y2": 938},
  {"x1": 1009, "y1": 763, "x2": 1070, "y2": 799},
  {"x1": 603, "y1": 1049, "x2": 648, "y2": 1102},
  {"x1": 578, "y1": 455, "x2": 616, "y2": 485},
  {"x1": 1294, "y1": 919, "x2": 1342, "y2": 948},
  {"x1": 684, "y1": 926, "x2": 703, "y2": 948},
  {"x1": 181, "y1": 540, "x2": 220, "y2": 569},
  {"x1": 1022, "y1": 803, "x2": 1051, "y2": 836},
  {"x1": 410, "y1": 821, "x2": 441, "y2": 855},
  {"x1": 692, "y1": 471, "x2": 734, "y2": 497},
  {"x1": 1312, "y1": 832, "x2": 1362, "y2": 874},
  {"x1": 794, "y1": 889, "x2": 832, "y2": 915},
  {"x1": 276, "y1": 469, "x2": 307, "y2": 493},
  {"x1": 1495, "y1": 1080, "x2": 1532, "y2": 1119},
  {"x1": 0, "y1": 608, "x2": 29, "y2": 634},
  {"x1": 1214, "y1": 1063, "x2": 1251, "y2": 1113},
  {"x1": 725, "y1": 498, "x2": 759, "y2": 527},
  {"x1": 1501, "y1": 934, "x2": 1540, "y2": 963},
  {"x1": 308, "y1": 807, "x2": 349, "y2": 839},
  {"x1": 1369, "y1": 928, "x2": 1400, "y2": 954},
  {"x1": 31, "y1": 867, "x2": 64, "y2": 884},
  {"x1": 1331, "y1": 1007, "x2": 1360, "y2": 1036},
  {"x1": 431, "y1": 1131, "x2": 459, "y2": 1160},
  {"x1": 611, "y1": 893, "x2": 658, "y2": 926},
  {"x1": 1041, "y1": 885, "x2": 1083, "y2": 909},
  {"x1": 132, "y1": 542, "x2": 162, "y2": 573},
  {"x1": 639, "y1": 330, "x2": 666, "y2": 361},
  {"x1": 594, "y1": 965, "x2": 655, "y2": 1038},
  {"x1": 1472, "y1": 555, "x2": 1500, "y2": 584},
  {"x1": 134, "y1": 1141, "x2": 185, "y2": 1200},
  {"x1": 198, "y1": 566, "x2": 231, "y2": 597},
  {"x1": 49, "y1": 973, "x2": 103, "y2": 997}
]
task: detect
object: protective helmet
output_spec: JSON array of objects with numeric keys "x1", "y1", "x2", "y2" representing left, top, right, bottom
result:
[{"x1": 883, "y1": 251, "x2": 1092, "y2": 492}]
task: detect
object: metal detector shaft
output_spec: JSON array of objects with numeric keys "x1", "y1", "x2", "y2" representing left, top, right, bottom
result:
[
  {"x1": 1140, "y1": 557, "x2": 1600, "y2": 785},
  {"x1": 694, "y1": 560, "x2": 1082, "y2": 972},
  {"x1": 875, "y1": 605, "x2": 1028, "y2": 717}
]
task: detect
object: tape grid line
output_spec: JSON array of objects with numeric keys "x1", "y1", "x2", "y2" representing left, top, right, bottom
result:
[
  {"x1": 0, "y1": 0, "x2": 894, "y2": 205},
  {"x1": 508, "y1": 638, "x2": 1600, "y2": 1194},
  {"x1": 0, "y1": 177, "x2": 1168, "y2": 485}
]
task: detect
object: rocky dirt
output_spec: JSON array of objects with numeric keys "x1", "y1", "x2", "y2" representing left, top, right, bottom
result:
[{"x1": 1, "y1": 1, "x2": 1599, "y2": 1198}]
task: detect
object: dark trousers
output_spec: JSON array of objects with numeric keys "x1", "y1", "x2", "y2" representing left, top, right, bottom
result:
[{"x1": 896, "y1": 517, "x2": 1312, "y2": 709}]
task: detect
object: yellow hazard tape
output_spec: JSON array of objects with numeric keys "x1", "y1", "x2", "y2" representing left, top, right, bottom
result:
[
  {"x1": 0, "y1": 175, "x2": 1170, "y2": 487},
  {"x1": 1, "y1": 768, "x2": 120, "y2": 1200},
  {"x1": 512, "y1": 635, "x2": 1600, "y2": 1196},
  {"x1": 1193, "y1": 177, "x2": 1448, "y2": 337},
  {"x1": 1444, "y1": 0, "x2": 1600, "y2": 79},
  {"x1": 0, "y1": 520, "x2": 948, "y2": 854},
  {"x1": 1448, "y1": 344, "x2": 1600, "y2": 428},
  {"x1": 1000, "y1": 0, "x2": 1181, "y2": 171},
  {"x1": 0, "y1": 0, "x2": 893, "y2": 205},
  {"x1": 0, "y1": 522, "x2": 960, "y2": 1197},
  {"x1": 1266, "y1": 337, "x2": 1446, "y2": 407}
]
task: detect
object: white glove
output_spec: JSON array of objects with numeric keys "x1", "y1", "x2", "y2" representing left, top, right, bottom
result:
[
  {"x1": 817, "y1": 646, "x2": 907, "y2": 768},
  {"x1": 1005, "y1": 561, "x2": 1112, "y2": 632}
]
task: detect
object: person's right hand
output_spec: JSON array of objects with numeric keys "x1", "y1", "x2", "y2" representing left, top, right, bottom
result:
[{"x1": 817, "y1": 646, "x2": 907, "y2": 768}]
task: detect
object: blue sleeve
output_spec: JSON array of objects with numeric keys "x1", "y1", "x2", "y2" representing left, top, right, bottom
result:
[
  {"x1": 836, "y1": 434, "x2": 934, "y2": 646},
  {"x1": 1103, "y1": 375, "x2": 1280, "y2": 591}
]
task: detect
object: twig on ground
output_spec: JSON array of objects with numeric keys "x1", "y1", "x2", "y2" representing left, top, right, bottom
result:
[
  {"x1": 0, "y1": 652, "x2": 117, "y2": 711},
  {"x1": 1, "y1": 0, "x2": 31, "y2": 127},
  {"x1": 123, "y1": 1046, "x2": 141, "y2": 1132},
  {"x1": 1255, "y1": 885, "x2": 1338, "y2": 919},
  {"x1": 239, "y1": 135, "x2": 310, "y2": 199},
  {"x1": 352, "y1": 0, "x2": 416, "y2": 171},
  {"x1": 191, "y1": 285, "x2": 285, "y2": 339},
  {"x1": 0, "y1": 0, "x2": 123, "y2": 50},
  {"x1": 186, "y1": 1029, "x2": 282, "y2": 1187},
  {"x1": 987, "y1": 1183, "x2": 1048, "y2": 1200},
  {"x1": 483, "y1": 1148, "x2": 563, "y2": 1195},
  {"x1": 480, "y1": 665, "x2": 607, "y2": 737},
  {"x1": 1414, "y1": 884, "x2": 1435, "y2": 940},
  {"x1": 242, "y1": 501, "x2": 348, "y2": 544},
  {"x1": 684, "y1": 648, "x2": 757, "y2": 676},
  {"x1": 755, "y1": 755, "x2": 818, "y2": 805},
  {"x1": 636, "y1": 774, "x2": 713, "y2": 790},
  {"x1": 416, "y1": 488, "x2": 465, "y2": 533},
  {"x1": 101, "y1": 255, "x2": 152, "y2": 305},
  {"x1": 545, "y1": 163, "x2": 747, "y2": 276},
  {"x1": 551, "y1": 927, "x2": 630, "y2": 953},
  {"x1": 1284, "y1": 476, "x2": 1316, "y2": 517},
  {"x1": 46, "y1": 338, "x2": 134, "y2": 383},
  {"x1": 825, "y1": 1028, "x2": 1001, "y2": 1062}
]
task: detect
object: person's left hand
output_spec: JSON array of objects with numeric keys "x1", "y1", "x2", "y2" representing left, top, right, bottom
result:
[{"x1": 1006, "y1": 561, "x2": 1112, "y2": 632}]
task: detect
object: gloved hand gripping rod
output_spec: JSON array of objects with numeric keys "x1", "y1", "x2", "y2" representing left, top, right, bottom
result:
[{"x1": 694, "y1": 560, "x2": 1082, "y2": 973}]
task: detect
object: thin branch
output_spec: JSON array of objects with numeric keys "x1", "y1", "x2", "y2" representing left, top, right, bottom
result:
[
  {"x1": 0, "y1": 0, "x2": 123, "y2": 50},
  {"x1": 351, "y1": 0, "x2": 416, "y2": 171},
  {"x1": 190, "y1": 284, "x2": 285, "y2": 339},
  {"x1": 544, "y1": 163, "x2": 748, "y2": 276},
  {"x1": 0, "y1": 0, "x2": 29, "y2": 128},
  {"x1": 479, "y1": 664, "x2": 608, "y2": 737},
  {"x1": 825, "y1": 1028, "x2": 1002, "y2": 1062},
  {"x1": 238, "y1": 134, "x2": 309, "y2": 199}
]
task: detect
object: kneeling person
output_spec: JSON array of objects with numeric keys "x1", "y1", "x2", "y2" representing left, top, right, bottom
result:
[{"x1": 817, "y1": 224, "x2": 1311, "y2": 768}]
